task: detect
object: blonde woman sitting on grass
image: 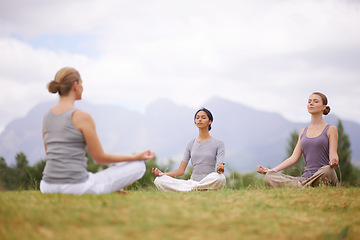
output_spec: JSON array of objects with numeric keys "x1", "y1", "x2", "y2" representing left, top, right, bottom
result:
[{"x1": 40, "y1": 67, "x2": 155, "y2": 195}]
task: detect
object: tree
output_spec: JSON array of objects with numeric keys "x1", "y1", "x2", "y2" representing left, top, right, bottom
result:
[
  {"x1": 0, "y1": 157, "x2": 7, "y2": 190},
  {"x1": 14, "y1": 152, "x2": 30, "y2": 189},
  {"x1": 282, "y1": 129, "x2": 305, "y2": 176},
  {"x1": 16, "y1": 152, "x2": 29, "y2": 170},
  {"x1": 336, "y1": 119, "x2": 354, "y2": 183},
  {"x1": 26, "y1": 160, "x2": 46, "y2": 190},
  {"x1": 0, "y1": 153, "x2": 45, "y2": 190},
  {"x1": 0, "y1": 157, "x2": 7, "y2": 169}
]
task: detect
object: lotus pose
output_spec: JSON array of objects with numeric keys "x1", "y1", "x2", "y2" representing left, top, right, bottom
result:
[
  {"x1": 40, "y1": 67, "x2": 155, "y2": 195},
  {"x1": 257, "y1": 92, "x2": 339, "y2": 188},
  {"x1": 152, "y1": 108, "x2": 226, "y2": 191}
]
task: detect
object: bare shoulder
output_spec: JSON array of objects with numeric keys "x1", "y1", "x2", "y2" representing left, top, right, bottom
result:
[
  {"x1": 329, "y1": 125, "x2": 338, "y2": 131},
  {"x1": 72, "y1": 110, "x2": 95, "y2": 129},
  {"x1": 328, "y1": 125, "x2": 338, "y2": 136},
  {"x1": 299, "y1": 127, "x2": 305, "y2": 136},
  {"x1": 73, "y1": 110, "x2": 92, "y2": 120}
]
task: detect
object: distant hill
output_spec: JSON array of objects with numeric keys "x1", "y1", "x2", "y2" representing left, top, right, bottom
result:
[{"x1": 0, "y1": 97, "x2": 359, "y2": 172}]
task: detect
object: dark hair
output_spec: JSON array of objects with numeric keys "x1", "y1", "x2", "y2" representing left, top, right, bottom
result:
[
  {"x1": 194, "y1": 108, "x2": 213, "y2": 131},
  {"x1": 312, "y1": 92, "x2": 331, "y2": 115}
]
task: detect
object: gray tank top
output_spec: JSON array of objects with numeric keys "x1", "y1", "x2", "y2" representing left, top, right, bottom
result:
[
  {"x1": 42, "y1": 108, "x2": 88, "y2": 183},
  {"x1": 300, "y1": 124, "x2": 330, "y2": 178}
]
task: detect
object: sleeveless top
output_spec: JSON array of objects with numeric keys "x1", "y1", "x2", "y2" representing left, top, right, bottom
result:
[
  {"x1": 300, "y1": 124, "x2": 330, "y2": 178},
  {"x1": 182, "y1": 138, "x2": 225, "y2": 181},
  {"x1": 42, "y1": 108, "x2": 88, "y2": 183}
]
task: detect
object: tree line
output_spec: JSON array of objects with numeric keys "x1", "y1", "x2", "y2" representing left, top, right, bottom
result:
[{"x1": 0, "y1": 119, "x2": 359, "y2": 191}]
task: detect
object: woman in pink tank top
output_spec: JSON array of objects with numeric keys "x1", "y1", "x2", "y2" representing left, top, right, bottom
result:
[{"x1": 256, "y1": 92, "x2": 339, "y2": 188}]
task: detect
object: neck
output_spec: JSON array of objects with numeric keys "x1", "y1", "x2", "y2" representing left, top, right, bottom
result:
[
  {"x1": 58, "y1": 95, "x2": 76, "y2": 108},
  {"x1": 197, "y1": 128, "x2": 211, "y2": 141},
  {"x1": 310, "y1": 113, "x2": 325, "y2": 126}
]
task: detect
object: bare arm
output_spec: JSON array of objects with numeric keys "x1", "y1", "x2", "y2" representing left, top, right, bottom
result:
[
  {"x1": 328, "y1": 125, "x2": 339, "y2": 168},
  {"x1": 257, "y1": 128, "x2": 304, "y2": 174},
  {"x1": 152, "y1": 161, "x2": 188, "y2": 177},
  {"x1": 73, "y1": 110, "x2": 155, "y2": 164}
]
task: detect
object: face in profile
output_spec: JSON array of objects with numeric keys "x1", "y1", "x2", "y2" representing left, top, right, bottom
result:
[{"x1": 75, "y1": 77, "x2": 84, "y2": 100}]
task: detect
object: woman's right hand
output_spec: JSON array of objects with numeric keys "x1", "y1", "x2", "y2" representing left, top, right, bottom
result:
[
  {"x1": 257, "y1": 165, "x2": 269, "y2": 175},
  {"x1": 152, "y1": 167, "x2": 164, "y2": 177}
]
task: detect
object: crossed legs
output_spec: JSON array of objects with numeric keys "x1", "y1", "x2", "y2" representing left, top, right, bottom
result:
[
  {"x1": 154, "y1": 172, "x2": 226, "y2": 192},
  {"x1": 264, "y1": 165, "x2": 339, "y2": 188}
]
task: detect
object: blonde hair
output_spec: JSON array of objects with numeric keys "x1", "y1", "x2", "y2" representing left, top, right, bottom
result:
[
  {"x1": 47, "y1": 67, "x2": 80, "y2": 95},
  {"x1": 312, "y1": 92, "x2": 330, "y2": 115}
]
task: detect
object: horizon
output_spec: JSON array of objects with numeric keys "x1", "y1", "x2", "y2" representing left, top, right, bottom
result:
[{"x1": 0, "y1": 95, "x2": 356, "y2": 136}]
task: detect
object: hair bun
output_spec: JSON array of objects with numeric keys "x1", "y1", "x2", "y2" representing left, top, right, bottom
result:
[
  {"x1": 47, "y1": 80, "x2": 60, "y2": 94},
  {"x1": 323, "y1": 106, "x2": 331, "y2": 115}
]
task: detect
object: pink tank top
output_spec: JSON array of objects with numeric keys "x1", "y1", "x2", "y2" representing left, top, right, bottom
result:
[{"x1": 300, "y1": 124, "x2": 330, "y2": 178}]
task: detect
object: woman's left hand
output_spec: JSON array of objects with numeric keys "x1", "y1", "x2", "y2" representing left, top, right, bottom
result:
[
  {"x1": 217, "y1": 163, "x2": 224, "y2": 173},
  {"x1": 135, "y1": 150, "x2": 155, "y2": 161},
  {"x1": 256, "y1": 165, "x2": 269, "y2": 174},
  {"x1": 152, "y1": 167, "x2": 164, "y2": 176},
  {"x1": 329, "y1": 158, "x2": 339, "y2": 168}
]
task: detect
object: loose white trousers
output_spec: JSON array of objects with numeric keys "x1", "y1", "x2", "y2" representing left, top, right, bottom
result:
[
  {"x1": 154, "y1": 172, "x2": 226, "y2": 192},
  {"x1": 40, "y1": 161, "x2": 146, "y2": 195}
]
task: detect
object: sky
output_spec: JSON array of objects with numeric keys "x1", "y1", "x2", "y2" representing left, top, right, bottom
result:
[{"x1": 0, "y1": 0, "x2": 360, "y2": 133}]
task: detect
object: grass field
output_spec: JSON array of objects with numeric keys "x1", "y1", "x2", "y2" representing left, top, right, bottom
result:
[{"x1": 0, "y1": 187, "x2": 359, "y2": 240}]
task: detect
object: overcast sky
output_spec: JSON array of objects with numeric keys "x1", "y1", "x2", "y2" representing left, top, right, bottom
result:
[{"x1": 1, "y1": 0, "x2": 359, "y2": 133}]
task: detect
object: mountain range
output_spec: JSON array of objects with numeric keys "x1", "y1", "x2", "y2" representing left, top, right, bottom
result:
[{"x1": 0, "y1": 97, "x2": 359, "y2": 173}]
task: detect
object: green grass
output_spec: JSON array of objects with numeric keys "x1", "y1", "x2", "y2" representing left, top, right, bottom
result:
[{"x1": 0, "y1": 187, "x2": 359, "y2": 240}]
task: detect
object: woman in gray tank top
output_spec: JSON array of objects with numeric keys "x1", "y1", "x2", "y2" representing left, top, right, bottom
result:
[
  {"x1": 151, "y1": 108, "x2": 226, "y2": 191},
  {"x1": 256, "y1": 92, "x2": 339, "y2": 188},
  {"x1": 40, "y1": 67, "x2": 155, "y2": 195}
]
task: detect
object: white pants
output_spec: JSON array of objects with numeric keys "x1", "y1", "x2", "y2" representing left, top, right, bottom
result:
[
  {"x1": 154, "y1": 172, "x2": 226, "y2": 192},
  {"x1": 40, "y1": 161, "x2": 146, "y2": 195}
]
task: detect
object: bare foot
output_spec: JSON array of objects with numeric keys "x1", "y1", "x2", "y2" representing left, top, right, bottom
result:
[{"x1": 116, "y1": 190, "x2": 128, "y2": 194}]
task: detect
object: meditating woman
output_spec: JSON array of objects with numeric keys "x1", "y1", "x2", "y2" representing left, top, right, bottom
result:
[
  {"x1": 257, "y1": 92, "x2": 339, "y2": 187},
  {"x1": 152, "y1": 108, "x2": 226, "y2": 191},
  {"x1": 40, "y1": 67, "x2": 155, "y2": 194}
]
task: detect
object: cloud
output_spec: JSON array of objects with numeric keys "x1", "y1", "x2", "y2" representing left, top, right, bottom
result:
[
  {"x1": 0, "y1": 0, "x2": 360, "y2": 133},
  {"x1": 0, "y1": 38, "x2": 92, "y2": 130}
]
